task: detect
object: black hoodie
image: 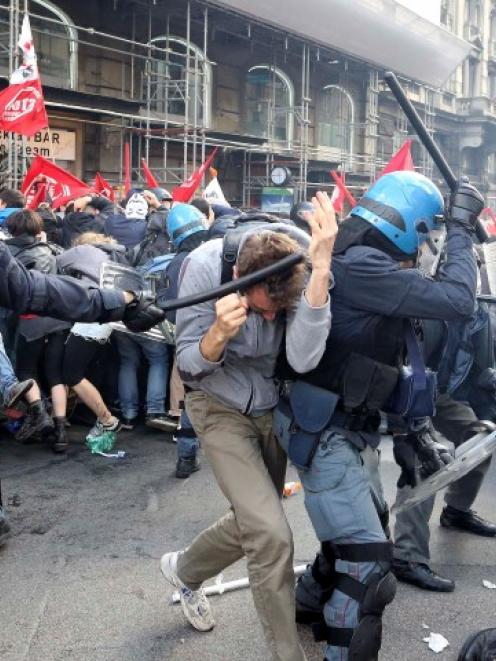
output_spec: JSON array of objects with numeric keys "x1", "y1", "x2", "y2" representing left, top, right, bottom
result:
[{"x1": 61, "y1": 211, "x2": 105, "y2": 248}]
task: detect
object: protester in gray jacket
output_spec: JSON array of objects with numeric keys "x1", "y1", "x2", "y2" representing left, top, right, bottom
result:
[{"x1": 159, "y1": 193, "x2": 337, "y2": 661}]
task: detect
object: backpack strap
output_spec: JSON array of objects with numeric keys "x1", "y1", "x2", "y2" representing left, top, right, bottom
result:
[{"x1": 221, "y1": 230, "x2": 243, "y2": 284}]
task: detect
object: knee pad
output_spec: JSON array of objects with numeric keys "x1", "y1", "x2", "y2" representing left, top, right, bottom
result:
[{"x1": 313, "y1": 542, "x2": 396, "y2": 658}]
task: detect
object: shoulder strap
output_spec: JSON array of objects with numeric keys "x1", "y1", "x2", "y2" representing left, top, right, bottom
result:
[
  {"x1": 404, "y1": 320, "x2": 427, "y2": 390},
  {"x1": 221, "y1": 231, "x2": 243, "y2": 284}
]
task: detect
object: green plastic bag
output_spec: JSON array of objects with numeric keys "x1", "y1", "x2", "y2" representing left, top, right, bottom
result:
[{"x1": 86, "y1": 430, "x2": 116, "y2": 455}]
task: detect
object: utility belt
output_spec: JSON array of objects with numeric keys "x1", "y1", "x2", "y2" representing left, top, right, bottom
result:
[{"x1": 277, "y1": 380, "x2": 381, "y2": 471}]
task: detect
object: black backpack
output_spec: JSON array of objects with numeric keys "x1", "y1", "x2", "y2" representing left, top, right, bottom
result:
[{"x1": 130, "y1": 209, "x2": 171, "y2": 267}]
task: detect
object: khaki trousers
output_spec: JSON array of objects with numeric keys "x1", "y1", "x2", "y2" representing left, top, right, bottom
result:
[
  {"x1": 177, "y1": 391, "x2": 306, "y2": 661},
  {"x1": 168, "y1": 358, "x2": 184, "y2": 417}
]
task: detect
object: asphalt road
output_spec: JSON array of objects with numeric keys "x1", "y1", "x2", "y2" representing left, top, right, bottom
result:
[{"x1": 1, "y1": 424, "x2": 495, "y2": 661}]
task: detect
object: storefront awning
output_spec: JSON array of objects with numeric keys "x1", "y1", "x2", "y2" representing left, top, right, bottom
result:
[{"x1": 209, "y1": 0, "x2": 471, "y2": 88}]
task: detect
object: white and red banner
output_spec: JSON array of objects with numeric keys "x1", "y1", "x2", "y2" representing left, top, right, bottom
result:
[
  {"x1": 0, "y1": 15, "x2": 48, "y2": 137},
  {"x1": 172, "y1": 148, "x2": 218, "y2": 203},
  {"x1": 203, "y1": 167, "x2": 230, "y2": 207},
  {"x1": 22, "y1": 155, "x2": 92, "y2": 208}
]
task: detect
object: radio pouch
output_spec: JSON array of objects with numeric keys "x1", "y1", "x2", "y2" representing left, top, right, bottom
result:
[
  {"x1": 386, "y1": 320, "x2": 437, "y2": 419},
  {"x1": 288, "y1": 381, "x2": 339, "y2": 470}
]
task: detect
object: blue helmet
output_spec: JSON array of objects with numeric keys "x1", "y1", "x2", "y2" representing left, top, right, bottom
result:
[
  {"x1": 351, "y1": 171, "x2": 444, "y2": 256},
  {"x1": 167, "y1": 203, "x2": 206, "y2": 248}
]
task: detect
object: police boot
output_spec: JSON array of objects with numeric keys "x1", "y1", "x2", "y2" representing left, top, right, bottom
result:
[
  {"x1": 51, "y1": 416, "x2": 68, "y2": 454},
  {"x1": 16, "y1": 399, "x2": 54, "y2": 443}
]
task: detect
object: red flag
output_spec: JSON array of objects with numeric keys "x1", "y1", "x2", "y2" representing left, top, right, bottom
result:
[
  {"x1": 141, "y1": 159, "x2": 159, "y2": 188},
  {"x1": 330, "y1": 171, "x2": 357, "y2": 210},
  {"x1": 481, "y1": 207, "x2": 496, "y2": 237},
  {"x1": 380, "y1": 140, "x2": 415, "y2": 176},
  {"x1": 22, "y1": 155, "x2": 92, "y2": 208},
  {"x1": 26, "y1": 181, "x2": 47, "y2": 210},
  {"x1": 124, "y1": 142, "x2": 131, "y2": 195},
  {"x1": 172, "y1": 148, "x2": 218, "y2": 203},
  {"x1": 94, "y1": 172, "x2": 115, "y2": 202},
  {"x1": 0, "y1": 15, "x2": 48, "y2": 136}
]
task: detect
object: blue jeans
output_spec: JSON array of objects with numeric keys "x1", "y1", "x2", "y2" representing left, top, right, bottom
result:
[
  {"x1": 176, "y1": 409, "x2": 199, "y2": 459},
  {"x1": 0, "y1": 331, "x2": 18, "y2": 403},
  {"x1": 116, "y1": 333, "x2": 169, "y2": 418}
]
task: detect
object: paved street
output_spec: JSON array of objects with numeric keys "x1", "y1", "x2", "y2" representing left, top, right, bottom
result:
[{"x1": 1, "y1": 424, "x2": 495, "y2": 661}]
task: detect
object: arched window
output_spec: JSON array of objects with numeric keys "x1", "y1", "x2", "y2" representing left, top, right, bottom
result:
[
  {"x1": 318, "y1": 85, "x2": 354, "y2": 154},
  {"x1": 244, "y1": 65, "x2": 294, "y2": 145},
  {"x1": 148, "y1": 36, "x2": 211, "y2": 128},
  {"x1": 0, "y1": 0, "x2": 77, "y2": 89}
]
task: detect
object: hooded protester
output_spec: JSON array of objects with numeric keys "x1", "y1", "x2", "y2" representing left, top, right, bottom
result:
[
  {"x1": 60, "y1": 195, "x2": 105, "y2": 248},
  {"x1": 104, "y1": 192, "x2": 147, "y2": 249}
]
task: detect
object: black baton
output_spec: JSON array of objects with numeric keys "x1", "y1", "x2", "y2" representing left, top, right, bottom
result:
[
  {"x1": 384, "y1": 71, "x2": 489, "y2": 243},
  {"x1": 157, "y1": 252, "x2": 305, "y2": 313}
]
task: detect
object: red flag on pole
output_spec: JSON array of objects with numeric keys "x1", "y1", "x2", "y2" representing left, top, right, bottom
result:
[
  {"x1": 26, "y1": 181, "x2": 47, "y2": 210},
  {"x1": 22, "y1": 155, "x2": 92, "y2": 208},
  {"x1": 380, "y1": 140, "x2": 415, "y2": 176},
  {"x1": 0, "y1": 15, "x2": 48, "y2": 136},
  {"x1": 124, "y1": 143, "x2": 131, "y2": 195},
  {"x1": 481, "y1": 207, "x2": 496, "y2": 237},
  {"x1": 330, "y1": 171, "x2": 357, "y2": 210},
  {"x1": 141, "y1": 159, "x2": 159, "y2": 188},
  {"x1": 94, "y1": 172, "x2": 115, "y2": 202},
  {"x1": 172, "y1": 148, "x2": 218, "y2": 203}
]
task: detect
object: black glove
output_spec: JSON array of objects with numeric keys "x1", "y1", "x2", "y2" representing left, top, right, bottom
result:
[
  {"x1": 393, "y1": 435, "x2": 418, "y2": 488},
  {"x1": 448, "y1": 176, "x2": 484, "y2": 232},
  {"x1": 123, "y1": 292, "x2": 165, "y2": 333},
  {"x1": 415, "y1": 431, "x2": 453, "y2": 480}
]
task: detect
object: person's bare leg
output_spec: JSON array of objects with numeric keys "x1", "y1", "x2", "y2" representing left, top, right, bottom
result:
[
  {"x1": 25, "y1": 382, "x2": 41, "y2": 405},
  {"x1": 51, "y1": 384, "x2": 67, "y2": 418},
  {"x1": 72, "y1": 379, "x2": 116, "y2": 424}
]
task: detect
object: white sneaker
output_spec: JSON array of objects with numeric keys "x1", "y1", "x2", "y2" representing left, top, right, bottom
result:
[{"x1": 160, "y1": 551, "x2": 215, "y2": 632}]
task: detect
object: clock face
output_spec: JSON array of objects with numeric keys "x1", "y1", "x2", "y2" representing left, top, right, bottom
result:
[{"x1": 271, "y1": 166, "x2": 289, "y2": 186}]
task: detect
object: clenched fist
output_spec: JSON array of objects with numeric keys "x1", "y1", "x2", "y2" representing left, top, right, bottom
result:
[
  {"x1": 200, "y1": 293, "x2": 248, "y2": 362},
  {"x1": 213, "y1": 293, "x2": 248, "y2": 342}
]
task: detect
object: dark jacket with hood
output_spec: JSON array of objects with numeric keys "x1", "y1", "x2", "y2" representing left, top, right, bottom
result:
[
  {"x1": 61, "y1": 211, "x2": 105, "y2": 248},
  {"x1": 104, "y1": 212, "x2": 146, "y2": 249},
  {"x1": 56, "y1": 242, "x2": 127, "y2": 286}
]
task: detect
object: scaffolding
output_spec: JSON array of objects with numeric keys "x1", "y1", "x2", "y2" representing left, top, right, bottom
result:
[{"x1": 0, "y1": 0, "x2": 445, "y2": 201}]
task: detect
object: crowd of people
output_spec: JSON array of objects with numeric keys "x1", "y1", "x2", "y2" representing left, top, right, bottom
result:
[
  {"x1": 0, "y1": 185, "x2": 214, "y2": 474},
  {"x1": 0, "y1": 171, "x2": 496, "y2": 661}
]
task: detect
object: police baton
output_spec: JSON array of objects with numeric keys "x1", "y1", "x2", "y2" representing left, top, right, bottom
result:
[
  {"x1": 384, "y1": 71, "x2": 489, "y2": 244},
  {"x1": 156, "y1": 252, "x2": 305, "y2": 313}
]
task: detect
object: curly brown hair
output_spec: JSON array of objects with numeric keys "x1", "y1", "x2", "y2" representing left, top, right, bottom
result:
[{"x1": 236, "y1": 231, "x2": 306, "y2": 309}]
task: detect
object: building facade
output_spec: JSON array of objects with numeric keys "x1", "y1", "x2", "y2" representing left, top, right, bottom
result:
[{"x1": 0, "y1": 0, "x2": 495, "y2": 208}]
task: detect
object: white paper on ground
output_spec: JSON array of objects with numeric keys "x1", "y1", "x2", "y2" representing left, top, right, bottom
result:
[
  {"x1": 482, "y1": 579, "x2": 496, "y2": 589},
  {"x1": 423, "y1": 632, "x2": 449, "y2": 653}
]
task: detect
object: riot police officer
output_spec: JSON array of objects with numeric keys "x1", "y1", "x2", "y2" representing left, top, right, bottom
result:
[{"x1": 274, "y1": 171, "x2": 484, "y2": 661}]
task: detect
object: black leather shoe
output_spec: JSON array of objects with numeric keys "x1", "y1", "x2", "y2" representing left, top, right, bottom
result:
[
  {"x1": 175, "y1": 456, "x2": 200, "y2": 479},
  {"x1": 440, "y1": 505, "x2": 496, "y2": 537},
  {"x1": 392, "y1": 560, "x2": 455, "y2": 592}
]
